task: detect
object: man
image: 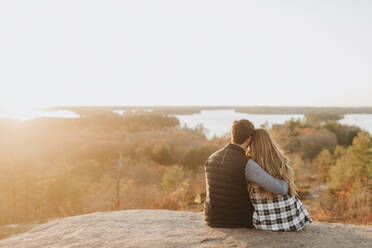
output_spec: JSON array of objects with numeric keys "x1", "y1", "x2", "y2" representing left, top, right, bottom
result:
[{"x1": 204, "y1": 119, "x2": 288, "y2": 228}]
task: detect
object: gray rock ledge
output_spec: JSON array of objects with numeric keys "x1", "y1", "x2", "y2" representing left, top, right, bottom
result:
[{"x1": 0, "y1": 210, "x2": 371, "y2": 248}]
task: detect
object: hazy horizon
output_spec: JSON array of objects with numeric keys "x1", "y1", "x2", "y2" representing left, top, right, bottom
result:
[
  {"x1": 1, "y1": 0, "x2": 372, "y2": 109},
  {"x1": 43, "y1": 105, "x2": 372, "y2": 108},
  {"x1": 12, "y1": 105, "x2": 372, "y2": 110}
]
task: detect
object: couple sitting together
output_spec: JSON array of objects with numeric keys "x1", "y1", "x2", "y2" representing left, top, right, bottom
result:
[{"x1": 203, "y1": 119, "x2": 312, "y2": 231}]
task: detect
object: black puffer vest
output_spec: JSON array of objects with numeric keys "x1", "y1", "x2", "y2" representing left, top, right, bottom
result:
[{"x1": 203, "y1": 143, "x2": 254, "y2": 228}]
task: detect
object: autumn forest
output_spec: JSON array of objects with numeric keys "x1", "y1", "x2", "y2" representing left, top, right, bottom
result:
[{"x1": 0, "y1": 110, "x2": 371, "y2": 235}]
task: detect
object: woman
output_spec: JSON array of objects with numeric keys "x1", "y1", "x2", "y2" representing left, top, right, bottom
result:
[{"x1": 247, "y1": 128, "x2": 312, "y2": 231}]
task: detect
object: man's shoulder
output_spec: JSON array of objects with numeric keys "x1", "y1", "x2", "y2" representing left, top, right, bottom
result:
[
  {"x1": 204, "y1": 149, "x2": 221, "y2": 166},
  {"x1": 209, "y1": 146, "x2": 224, "y2": 157},
  {"x1": 206, "y1": 144, "x2": 228, "y2": 160},
  {"x1": 206, "y1": 143, "x2": 247, "y2": 165}
]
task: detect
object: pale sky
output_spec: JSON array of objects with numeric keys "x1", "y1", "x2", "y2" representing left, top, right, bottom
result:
[{"x1": 0, "y1": 0, "x2": 371, "y2": 109}]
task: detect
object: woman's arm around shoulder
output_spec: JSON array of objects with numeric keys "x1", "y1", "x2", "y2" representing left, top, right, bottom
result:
[{"x1": 245, "y1": 159, "x2": 288, "y2": 195}]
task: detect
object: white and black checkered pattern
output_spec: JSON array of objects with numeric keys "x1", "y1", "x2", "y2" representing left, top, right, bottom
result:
[{"x1": 250, "y1": 187, "x2": 312, "y2": 231}]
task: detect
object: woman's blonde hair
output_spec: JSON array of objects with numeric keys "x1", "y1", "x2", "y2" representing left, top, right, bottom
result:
[{"x1": 247, "y1": 128, "x2": 297, "y2": 199}]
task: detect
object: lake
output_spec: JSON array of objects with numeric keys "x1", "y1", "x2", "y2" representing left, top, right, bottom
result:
[
  {"x1": 175, "y1": 109, "x2": 372, "y2": 138},
  {"x1": 1, "y1": 108, "x2": 371, "y2": 138},
  {"x1": 176, "y1": 110, "x2": 304, "y2": 138},
  {"x1": 339, "y1": 114, "x2": 372, "y2": 134}
]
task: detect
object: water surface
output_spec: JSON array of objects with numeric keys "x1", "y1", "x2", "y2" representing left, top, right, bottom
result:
[
  {"x1": 176, "y1": 109, "x2": 304, "y2": 138},
  {"x1": 176, "y1": 109, "x2": 372, "y2": 138}
]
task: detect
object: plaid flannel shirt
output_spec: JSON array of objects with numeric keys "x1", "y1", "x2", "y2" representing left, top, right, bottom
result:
[{"x1": 250, "y1": 187, "x2": 312, "y2": 231}]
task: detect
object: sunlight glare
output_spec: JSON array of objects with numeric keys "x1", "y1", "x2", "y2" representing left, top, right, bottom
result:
[{"x1": 0, "y1": 106, "x2": 79, "y2": 120}]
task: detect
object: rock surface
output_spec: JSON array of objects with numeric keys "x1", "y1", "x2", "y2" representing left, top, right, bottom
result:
[{"x1": 0, "y1": 210, "x2": 371, "y2": 248}]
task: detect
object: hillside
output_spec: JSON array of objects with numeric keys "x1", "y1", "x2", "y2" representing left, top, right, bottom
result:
[{"x1": 0, "y1": 210, "x2": 371, "y2": 248}]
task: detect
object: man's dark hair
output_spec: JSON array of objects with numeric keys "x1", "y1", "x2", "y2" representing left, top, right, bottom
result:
[{"x1": 231, "y1": 119, "x2": 255, "y2": 145}]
